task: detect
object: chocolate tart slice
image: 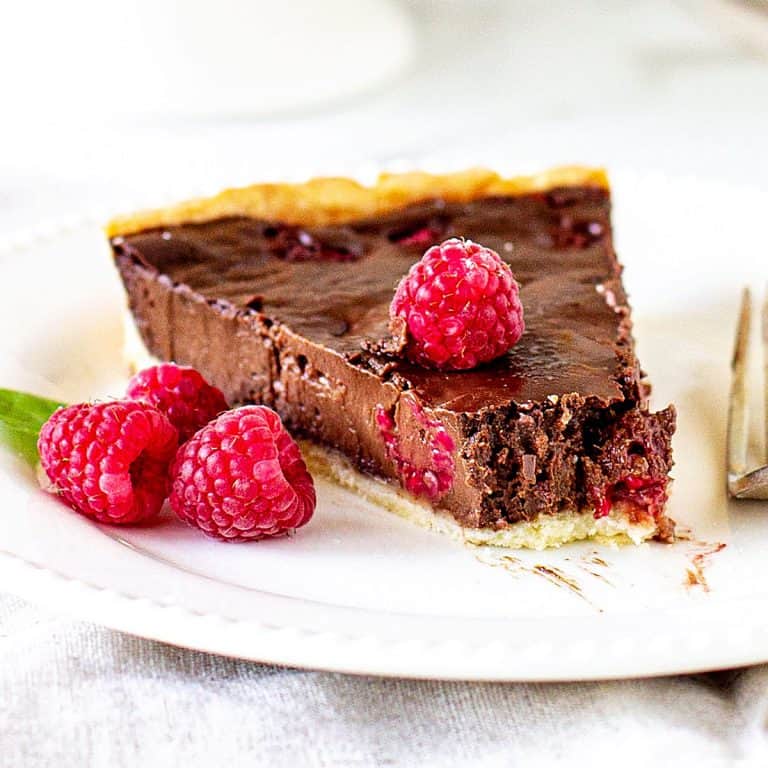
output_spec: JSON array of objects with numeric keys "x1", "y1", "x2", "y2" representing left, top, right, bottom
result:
[{"x1": 108, "y1": 166, "x2": 675, "y2": 549}]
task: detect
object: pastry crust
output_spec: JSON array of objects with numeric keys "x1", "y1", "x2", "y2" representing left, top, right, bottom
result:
[
  {"x1": 300, "y1": 441, "x2": 657, "y2": 550},
  {"x1": 106, "y1": 165, "x2": 609, "y2": 237}
]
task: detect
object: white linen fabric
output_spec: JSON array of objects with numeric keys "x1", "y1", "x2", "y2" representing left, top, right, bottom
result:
[{"x1": 1, "y1": 593, "x2": 766, "y2": 768}]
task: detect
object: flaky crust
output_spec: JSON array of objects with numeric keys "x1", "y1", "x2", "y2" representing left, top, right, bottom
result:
[{"x1": 106, "y1": 165, "x2": 609, "y2": 237}]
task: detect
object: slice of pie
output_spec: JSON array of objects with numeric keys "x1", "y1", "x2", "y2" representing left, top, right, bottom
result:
[{"x1": 107, "y1": 166, "x2": 675, "y2": 549}]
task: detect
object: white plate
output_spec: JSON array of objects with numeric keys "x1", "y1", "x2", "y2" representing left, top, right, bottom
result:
[{"x1": 0, "y1": 169, "x2": 766, "y2": 682}]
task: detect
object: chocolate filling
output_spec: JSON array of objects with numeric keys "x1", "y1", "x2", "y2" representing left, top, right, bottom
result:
[{"x1": 111, "y1": 187, "x2": 675, "y2": 537}]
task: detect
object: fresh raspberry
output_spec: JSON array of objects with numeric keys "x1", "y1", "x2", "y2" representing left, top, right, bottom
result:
[
  {"x1": 376, "y1": 400, "x2": 455, "y2": 501},
  {"x1": 126, "y1": 363, "x2": 229, "y2": 442},
  {"x1": 390, "y1": 238, "x2": 525, "y2": 370},
  {"x1": 169, "y1": 405, "x2": 315, "y2": 541},
  {"x1": 38, "y1": 401, "x2": 178, "y2": 524}
]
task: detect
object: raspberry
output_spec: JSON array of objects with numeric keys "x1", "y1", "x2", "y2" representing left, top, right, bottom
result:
[
  {"x1": 376, "y1": 400, "x2": 455, "y2": 501},
  {"x1": 390, "y1": 238, "x2": 525, "y2": 370},
  {"x1": 126, "y1": 363, "x2": 229, "y2": 442},
  {"x1": 169, "y1": 406, "x2": 315, "y2": 541},
  {"x1": 38, "y1": 400, "x2": 178, "y2": 524}
]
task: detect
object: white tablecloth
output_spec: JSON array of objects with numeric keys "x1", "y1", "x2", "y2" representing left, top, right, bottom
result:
[{"x1": 1, "y1": 592, "x2": 767, "y2": 767}]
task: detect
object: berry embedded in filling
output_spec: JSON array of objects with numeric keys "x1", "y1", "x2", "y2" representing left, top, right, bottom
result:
[
  {"x1": 375, "y1": 400, "x2": 455, "y2": 501},
  {"x1": 388, "y1": 219, "x2": 449, "y2": 246},
  {"x1": 262, "y1": 224, "x2": 361, "y2": 262},
  {"x1": 550, "y1": 215, "x2": 606, "y2": 249},
  {"x1": 590, "y1": 475, "x2": 669, "y2": 520}
]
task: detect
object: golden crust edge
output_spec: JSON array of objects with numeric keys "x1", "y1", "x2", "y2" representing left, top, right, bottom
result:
[{"x1": 106, "y1": 165, "x2": 609, "y2": 237}]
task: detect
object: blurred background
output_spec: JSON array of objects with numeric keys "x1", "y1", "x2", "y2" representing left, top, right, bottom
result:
[{"x1": 0, "y1": 0, "x2": 767, "y2": 231}]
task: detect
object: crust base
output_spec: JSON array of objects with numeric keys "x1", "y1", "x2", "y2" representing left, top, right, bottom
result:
[{"x1": 301, "y1": 441, "x2": 656, "y2": 550}]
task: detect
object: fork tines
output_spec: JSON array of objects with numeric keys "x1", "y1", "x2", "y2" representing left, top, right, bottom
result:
[{"x1": 727, "y1": 288, "x2": 768, "y2": 499}]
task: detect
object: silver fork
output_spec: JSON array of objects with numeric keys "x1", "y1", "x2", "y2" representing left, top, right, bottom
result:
[{"x1": 727, "y1": 288, "x2": 768, "y2": 498}]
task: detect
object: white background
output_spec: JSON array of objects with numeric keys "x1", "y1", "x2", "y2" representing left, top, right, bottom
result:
[{"x1": 1, "y1": 0, "x2": 767, "y2": 231}]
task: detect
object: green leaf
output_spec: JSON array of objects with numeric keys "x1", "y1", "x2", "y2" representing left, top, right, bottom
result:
[{"x1": 0, "y1": 388, "x2": 66, "y2": 467}]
